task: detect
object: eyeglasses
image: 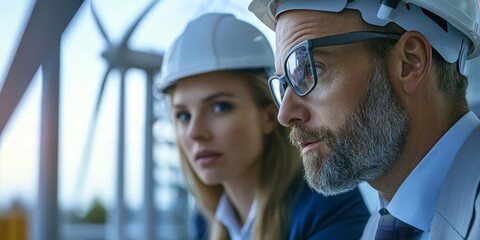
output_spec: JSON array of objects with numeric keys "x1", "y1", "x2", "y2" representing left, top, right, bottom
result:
[{"x1": 268, "y1": 31, "x2": 401, "y2": 107}]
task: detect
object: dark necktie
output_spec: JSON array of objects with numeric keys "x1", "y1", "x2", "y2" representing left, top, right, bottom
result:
[{"x1": 375, "y1": 208, "x2": 418, "y2": 240}]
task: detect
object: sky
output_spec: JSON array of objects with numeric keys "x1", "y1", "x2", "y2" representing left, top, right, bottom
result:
[
  {"x1": 0, "y1": 0, "x2": 275, "y2": 212},
  {"x1": 1, "y1": 0, "x2": 480, "y2": 216}
]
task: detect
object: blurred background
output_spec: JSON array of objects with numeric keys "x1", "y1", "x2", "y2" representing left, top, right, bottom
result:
[
  {"x1": 0, "y1": 1, "x2": 273, "y2": 239},
  {"x1": 0, "y1": 0, "x2": 479, "y2": 240}
]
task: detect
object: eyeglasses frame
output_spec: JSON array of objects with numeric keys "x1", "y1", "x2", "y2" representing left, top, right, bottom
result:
[{"x1": 268, "y1": 31, "x2": 401, "y2": 107}]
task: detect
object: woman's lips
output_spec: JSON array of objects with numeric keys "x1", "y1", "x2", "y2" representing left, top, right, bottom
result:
[{"x1": 195, "y1": 151, "x2": 222, "y2": 167}]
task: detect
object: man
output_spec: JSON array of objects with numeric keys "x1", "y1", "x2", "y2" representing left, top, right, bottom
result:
[{"x1": 249, "y1": 0, "x2": 480, "y2": 239}]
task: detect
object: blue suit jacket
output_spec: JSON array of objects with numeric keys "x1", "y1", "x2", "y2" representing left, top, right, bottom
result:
[
  {"x1": 192, "y1": 177, "x2": 369, "y2": 239},
  {"x1": 288, "y1": 179, "x2": 369, "y2": 240}
]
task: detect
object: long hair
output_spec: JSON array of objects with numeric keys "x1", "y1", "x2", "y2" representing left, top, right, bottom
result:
[{"x1": 167, "y1": 70, "x2": 302, "y2": 240}]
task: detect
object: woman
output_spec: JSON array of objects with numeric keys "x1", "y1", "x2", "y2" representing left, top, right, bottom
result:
[{"x1": 156, "y1": 13, "x2": 369, "y2": 240}]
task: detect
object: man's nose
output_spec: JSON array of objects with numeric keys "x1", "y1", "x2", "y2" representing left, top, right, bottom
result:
[{"x1": 277, "y1": 88, "x2": 309, "y2": 127}]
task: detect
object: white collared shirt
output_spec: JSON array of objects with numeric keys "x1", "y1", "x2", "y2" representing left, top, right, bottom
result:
[
  {"x1": 215, "y1": 193, "x2": 258, "y2": 240},
  {"x1": 379, "y1": 111, "x2": 480, "y2": 240}
]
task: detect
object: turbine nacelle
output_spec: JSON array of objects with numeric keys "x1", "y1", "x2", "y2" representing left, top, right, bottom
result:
[{"x1": 101, "y1": 47, "x2": 163, "y2": 72}]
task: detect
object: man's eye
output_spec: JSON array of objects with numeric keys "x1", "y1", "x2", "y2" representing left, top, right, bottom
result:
[
  {"x1": 175, "y1": 112, "x2": 190, "y2": 122},
  {"x1": 314, "y1": 65, "x2": 324, "y2": 78},
  {"x1": 213, "y1": 102, "x2": 232, "y2": 113}
]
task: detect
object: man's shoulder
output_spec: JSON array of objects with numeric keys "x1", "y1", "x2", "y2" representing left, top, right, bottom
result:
[
  {"x1": 431, "y1": 125, "x2": 480, "y2": 239},
  {"x1": 438, "y1": 123, "x2": 480, "y2": 206},
  {"x1": 447, "y1": 123, "x2": 480, "y2": 177}
]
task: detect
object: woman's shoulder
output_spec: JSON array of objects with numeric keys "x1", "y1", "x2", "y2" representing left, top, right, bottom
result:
[
  {"x1": 292, "y1": 181, "x2": 366, "y2": 213},
  {"x1": 288, "y1": 180, "x2": 370, "y2": 240}
]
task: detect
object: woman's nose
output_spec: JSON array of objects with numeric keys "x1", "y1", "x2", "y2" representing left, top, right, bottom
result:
[{"x1": 187, "y1": 116, "x2": 211, "y2": 141}]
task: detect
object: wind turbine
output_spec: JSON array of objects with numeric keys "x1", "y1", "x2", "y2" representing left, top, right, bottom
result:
[{"x1": 76, "y1": 1, "x2": 163, "y2": 239}]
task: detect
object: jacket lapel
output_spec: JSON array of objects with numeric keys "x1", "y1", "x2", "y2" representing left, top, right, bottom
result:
[{"x1": 430, "y1": 126, "x2": 480, "y2": 239}]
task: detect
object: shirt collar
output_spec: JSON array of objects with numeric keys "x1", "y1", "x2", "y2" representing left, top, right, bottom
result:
[
  {"x1": 215, "y1": 193, "x2": 258, "y2": 240},
  {"x1": 382, "y1": 111, "x2": 480, "y2": 231}
]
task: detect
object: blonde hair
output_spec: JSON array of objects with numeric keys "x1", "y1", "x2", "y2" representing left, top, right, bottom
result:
[{"x1": 167, "y1": 70, "x2": 302, "y2": 239}]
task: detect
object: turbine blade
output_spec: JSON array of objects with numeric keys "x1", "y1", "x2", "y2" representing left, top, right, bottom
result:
[
  {"x1": 74, "y1": 67, "x2": 112, "y2": 196},
  {"x1": 0, "y1": 0, "x2": 84, "y2": 135},
  {"x1": 119, "y1": 0, "x2": 160, "y2": 49},
  {"x1": 90, "y1": 0, "x2": 112, "y2": 46}
]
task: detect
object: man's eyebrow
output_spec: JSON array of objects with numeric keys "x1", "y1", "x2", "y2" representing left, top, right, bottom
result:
[
  {"x1": 277, "y1": 46, "x2": 333, "y2": 74},
  {"x1": 311, "y1": 47, "x2": 332, "y2": 57}
]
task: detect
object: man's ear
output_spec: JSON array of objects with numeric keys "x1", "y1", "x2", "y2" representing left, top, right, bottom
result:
[
  {"x1": 262, "y1": 103, "x2": 278, "y2": 135},
  {"x1": 392, "y1": 31, "x2": 432, "y2": 94}
]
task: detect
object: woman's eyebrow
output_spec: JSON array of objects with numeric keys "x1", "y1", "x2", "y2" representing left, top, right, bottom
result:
[
  {"x1": 172, "y1": 92, "x2": 236, "y2": 108},
  {"x1": 202, "y1": 92, "x2": 236, "y2": 102}
]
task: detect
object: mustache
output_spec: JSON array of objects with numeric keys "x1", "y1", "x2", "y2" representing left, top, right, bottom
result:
[{"x1": 289, "y1": 126, "x2": 335, "y2": 149}]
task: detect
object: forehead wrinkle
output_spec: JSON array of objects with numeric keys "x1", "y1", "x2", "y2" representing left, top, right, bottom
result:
[
  {"x1": 275, "y1": 10, "x2": 367, "y2": 73},
  {"x1": 276, "y1": 14, "x2": 326, "y2": 72},
  {"x1": 277, "y1": 26, "x2": 318, "y2": 63}
]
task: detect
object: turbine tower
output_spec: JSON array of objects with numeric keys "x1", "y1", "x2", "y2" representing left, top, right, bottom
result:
[{"x1": 77, "y1": 1, "x2": 163, "y2": 239}]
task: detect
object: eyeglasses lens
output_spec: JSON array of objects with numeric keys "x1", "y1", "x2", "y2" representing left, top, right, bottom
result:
[
  {"x1": 286, "y1": 46, "x2": 315, "y2": 95},
  {"x1": 269, "y1": 77, "x2": 285, "y2": 107}
]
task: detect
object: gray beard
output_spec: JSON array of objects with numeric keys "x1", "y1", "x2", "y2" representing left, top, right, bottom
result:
[{"x1": 289, "y1": 58, "x2": 410, "y2": 196}]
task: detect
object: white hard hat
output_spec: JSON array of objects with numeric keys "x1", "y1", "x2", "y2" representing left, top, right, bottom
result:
[
  {"x1": 249, "y1": 0, "x2": 480, "y2": 74},
  {"x1": 156, "y1": 13, "x2": 274, "y2": 93}
]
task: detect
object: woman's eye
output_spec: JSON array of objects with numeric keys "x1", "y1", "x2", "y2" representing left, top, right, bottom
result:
[
  {"x1": 213, "y1": 102, "x2": 232, "y2": 113},
  {"x1": 175, "y1": 112, "x2": 191, "y2": 122}
]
